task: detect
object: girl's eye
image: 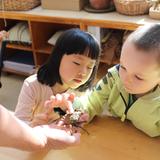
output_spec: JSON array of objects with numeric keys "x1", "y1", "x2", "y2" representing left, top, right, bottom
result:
[
  {"x1": 87, "y1": 66, "x2": 93, "y2": 70},
  {"x1": 73, "y1": 62, "x2": 80, "y2": 65}
]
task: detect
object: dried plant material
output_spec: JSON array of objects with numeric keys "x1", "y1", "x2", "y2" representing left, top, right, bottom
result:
[{"x1": 54, "y1": 109, "x2": 89, "y2": 135}]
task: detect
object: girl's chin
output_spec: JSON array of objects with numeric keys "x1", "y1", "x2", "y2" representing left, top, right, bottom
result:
[{"x1": 69, "y1": 84, "x2": 82, "y2": 89}]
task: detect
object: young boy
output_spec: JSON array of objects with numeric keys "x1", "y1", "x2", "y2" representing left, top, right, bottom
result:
[{"x1": 56, "y1": 24, "x2": 160, "y2": 137}]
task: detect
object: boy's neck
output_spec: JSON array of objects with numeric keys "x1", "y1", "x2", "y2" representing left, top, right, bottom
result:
[{"x1": 134, "y1": 93, "x2": 145, "y2": 99}]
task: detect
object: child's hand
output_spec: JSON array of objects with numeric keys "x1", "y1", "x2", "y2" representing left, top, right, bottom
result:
[
  {"x1": 30, "y1": 93, "x2": 75, "y2": 127},
  {"x1": 78, "y1": 112, "x2": 89, "y2": 124},
  {"x1": 45, "y1": 93, "x2": 75, "y2": 114},
  {"x1": 0, "y1": 30, "x2": 8, "y2": 41}
]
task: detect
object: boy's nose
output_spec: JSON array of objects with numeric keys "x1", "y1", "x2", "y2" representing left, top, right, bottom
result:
[{"x1": 124, "y1": 74, "x2": 133, "y2": 85}]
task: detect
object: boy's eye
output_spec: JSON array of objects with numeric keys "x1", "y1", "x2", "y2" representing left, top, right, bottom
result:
[
  {"x1": 135, "y1": 75, "x2": 144, "y2": 81},
  {"x1": 120, "y1": 65, "x2": 126, "y2": 70}
]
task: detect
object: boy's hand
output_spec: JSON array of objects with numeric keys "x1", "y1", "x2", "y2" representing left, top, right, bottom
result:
[{"x1": 0, "y1": 30, "x2": 8, "y2": 41}]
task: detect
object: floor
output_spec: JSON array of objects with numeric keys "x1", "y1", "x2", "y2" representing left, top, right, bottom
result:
[{"x1": 0, "y1": 73, "x2": 25, "y2": 111}]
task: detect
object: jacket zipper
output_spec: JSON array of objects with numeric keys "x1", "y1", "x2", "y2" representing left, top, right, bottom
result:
[{"x1": 119, "y1": 92, "x2": 136, "y2": 121}]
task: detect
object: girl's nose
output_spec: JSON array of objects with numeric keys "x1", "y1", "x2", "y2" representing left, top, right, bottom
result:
[
  {"x1": 78, "y1": 72, "x2": 86, "y2": 77},
  {"x1": 79, "y1": 67, "x2": 87, "y2": 77}
]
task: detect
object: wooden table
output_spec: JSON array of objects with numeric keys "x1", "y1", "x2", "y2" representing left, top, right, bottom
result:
[{"x1": 0, "y1": 117, "x2": 159, "y2": 160}]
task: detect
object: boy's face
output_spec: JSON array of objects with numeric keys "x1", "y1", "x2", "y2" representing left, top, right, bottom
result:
[
  {"x1": 59, "y1": 54, "x2": 96, "y2": 89},
  {"x1": 119, "y1": 40, "x2": 160, "y2": 95}
]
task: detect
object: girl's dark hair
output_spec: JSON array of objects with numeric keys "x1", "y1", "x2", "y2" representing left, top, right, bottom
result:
[
  {"x1": 128, "y1": 24, "x2": 160, "y2": 63},
  {"x1": 37, "y1": 28, "x2": 100, "y2": 91}
]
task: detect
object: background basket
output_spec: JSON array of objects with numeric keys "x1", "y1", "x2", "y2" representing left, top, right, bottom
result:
[
  {"x1": 113, "y1": 0, "x2": 151, "y2": 16},
  {"x1": 0, "y1": 0, "x2": 41, "y2": 11},
  {"x1": 149, "y1": 0, "x2": 160, "y2": 19}
]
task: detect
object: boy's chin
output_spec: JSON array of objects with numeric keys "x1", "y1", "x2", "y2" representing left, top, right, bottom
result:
[
  {"x1": 125, "y1": 89, "x2": 146, "y2": 96},
  {"x1": 124, "y1": 88, "x2": 137, "y2": 94}
]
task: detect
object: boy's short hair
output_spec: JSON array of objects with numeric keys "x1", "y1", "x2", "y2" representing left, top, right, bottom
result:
[{"x1": 127, "y1": 24, "x2": 160, "y2": 64}]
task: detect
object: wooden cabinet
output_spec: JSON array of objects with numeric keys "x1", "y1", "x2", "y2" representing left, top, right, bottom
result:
[
  {"x1": 0, "y1": 6, "x2": 159, "y2": 76},
  {"x1": 30, "y1": 21, "x2": 79, "y2": 65}
]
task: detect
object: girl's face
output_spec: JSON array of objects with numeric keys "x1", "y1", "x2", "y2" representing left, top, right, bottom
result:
[
  {"x1": 119, "y1": 40, "x2": 160, "y2": 95},
  {"x1": 59, "y1": 54, "x2": 96, "y2": 89}
]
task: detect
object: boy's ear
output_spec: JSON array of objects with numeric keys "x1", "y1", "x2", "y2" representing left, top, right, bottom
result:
[{"x1": 158, "y1": 78, "x2": 160, "y2": 86}]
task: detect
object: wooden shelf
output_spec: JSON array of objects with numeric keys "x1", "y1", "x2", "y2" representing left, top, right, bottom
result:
[
  {"x1": 35, "y1": 44, "x2": 53, "y2": 54},
  {"x1": 0, "y1": 6, "x2": 160, "y2": 75},
  {"x1": 6, "y1": 44, "x2": 32, "y2": 51},
  {"x1": 0, "y1": 6, "x2": 159, "y2": 30}
]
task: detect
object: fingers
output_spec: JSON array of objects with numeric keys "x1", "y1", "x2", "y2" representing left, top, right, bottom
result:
[
  {"x1": 49, "y1": 132, "x2": 81, "y2": 149},
  {"x1": 67, "y1": 133, "x2": 81, "y2": 145},
  {"x1": 53, "y1": 129, "x2": 81, "y2": 145},
  {"x1": 41, "y1": 125, "x2": 81, "y2": 149},
  {"x1": 79, "y1": 113, "x2": 89, "y2": 123},
  {"x1": 61, "y1": 92, "x2": 75, "y2": 102},
  {"x1": 44, "y1": 99, "x2": 55, "y2": 114},
  {"x1": 30, "y1": 114, "x2": 49, "y2": 127},
  {"x1": 45, "y1": 94, "x2": 74, "y2": 114},
  {"x1": 63, "y1": 100, "x2": 74, "y2": 114}
]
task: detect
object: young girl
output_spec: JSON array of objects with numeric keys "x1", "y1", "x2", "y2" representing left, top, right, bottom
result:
[
  {"x1": 14, "y1": 28, "x2": 100, "y2": 126},
  {"x1": 61, "y1": 24, "x2": 160, "y2": 137},
  {"x1": 0, "y1": 30, "x2": 80, "y2": 150}
]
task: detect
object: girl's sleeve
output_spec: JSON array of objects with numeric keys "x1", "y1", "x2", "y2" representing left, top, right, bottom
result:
[
  {"x1": 73, "y1": 71, "x2": 115, "y2": 121},
  {"x1": 14, "y1": 79, "x2": 36, "y2": 124}
]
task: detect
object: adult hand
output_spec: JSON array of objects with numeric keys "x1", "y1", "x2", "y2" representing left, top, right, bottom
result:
[{"x1": 33, "y1": 124, "x2": 81, "y2": 150}]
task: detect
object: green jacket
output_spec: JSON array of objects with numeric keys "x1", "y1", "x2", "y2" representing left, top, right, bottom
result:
[{"x1": 74, "y1": 65, "x2": 160, "y2": 137}]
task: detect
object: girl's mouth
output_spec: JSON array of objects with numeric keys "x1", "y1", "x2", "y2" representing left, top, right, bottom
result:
[{"x1": 73, "y1": 79, "x2": 82, "y2": 83}]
